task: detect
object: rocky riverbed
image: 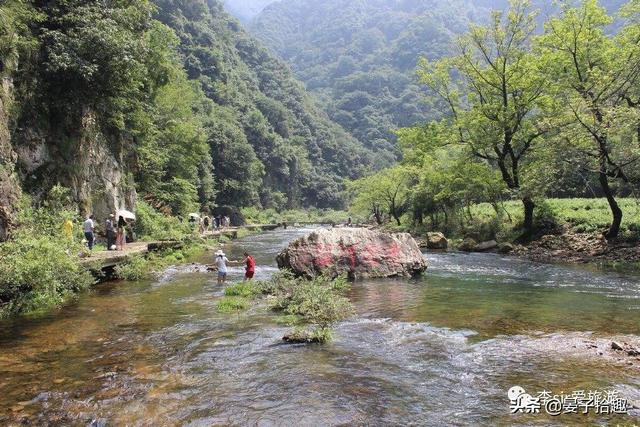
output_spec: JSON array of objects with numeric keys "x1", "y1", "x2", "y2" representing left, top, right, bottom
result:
[{"x1": 512, "y1": 231, "x2": 640, "y2": 265}]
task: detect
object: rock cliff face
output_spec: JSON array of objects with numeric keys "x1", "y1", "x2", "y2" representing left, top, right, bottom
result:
[
  {"x1": 12, "y1": 107, "x2": 137, "y2": 220},
  {"x1": 277, "y1": 228, "x2": 428, "y2": 279},
  {"x1": 0, "y1": 78, "x2": 136, "y2": 240},
  {"x1": 0, "y1": 77, "x2": 21, "y2": 240}
]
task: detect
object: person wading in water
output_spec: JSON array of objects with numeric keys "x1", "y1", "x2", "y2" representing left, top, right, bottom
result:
[
  {"x1": 214, "y1": 250, "x2": 230, "y2": 285},
  {"x1": 243, "y1": 252, "x2": 255, "y2": 281}
]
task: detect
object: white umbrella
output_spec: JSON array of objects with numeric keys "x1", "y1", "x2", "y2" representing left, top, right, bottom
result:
[
  {"x1": 189, "y1": 213, "x2": 200, "y2": 219},
  {"x1": 117, "y1": 209, "x2": 136, "y2": 221}
]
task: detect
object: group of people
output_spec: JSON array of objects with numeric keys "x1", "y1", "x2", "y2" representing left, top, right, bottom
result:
[
  {"x1": 213, "y1": 250, "x2": 255, "y2": 284},
  {"x1": 103, "y1": 213, "x2": 130, "y2": 251},
  {"x1": 192, "y1": 214, "x2": 231, "y2": 233},
  {"x1": 67, "y1": 213, "x2": 131, "y2": 252}
]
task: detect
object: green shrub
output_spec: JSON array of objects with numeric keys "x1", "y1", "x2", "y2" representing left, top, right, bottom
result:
[
  {"x1": 0, "y1": 236, "x2": 93, "y2": 318},
  {"x1": 260, "y1": 272, "x2": 354, "y2": 343},
  {"x1": 135, "y1": 201, "x2": 193, "y2": 241},
  {"x1": 113, "y1": 255, "x2": 149, "y2": 281}
]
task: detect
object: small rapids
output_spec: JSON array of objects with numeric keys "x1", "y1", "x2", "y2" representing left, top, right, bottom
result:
[{"x1": 1, "y1": 226, "x2": 639, "y2": 425}]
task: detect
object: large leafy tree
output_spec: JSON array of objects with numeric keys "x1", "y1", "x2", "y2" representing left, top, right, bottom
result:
[
  {"x1": 415, "y1": 0, "x2": 549, "y2": 234},
  {"x1": 536, "y1": 0, "x2": 640, "y2": 238},
  {"x1": 347, "y1": 166, "x2": 417, "y2": 226}
]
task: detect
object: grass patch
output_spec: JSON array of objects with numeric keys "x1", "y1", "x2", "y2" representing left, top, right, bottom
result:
[
  {"x1": 217, "y1": 296, "x2": 249, "y2": 313},
  {"x1": 426, "y1": 197, "x2": 640, "y2": 242},
  {"x1": 224, "y1": 282, "x2": 258, "y2": 298}
]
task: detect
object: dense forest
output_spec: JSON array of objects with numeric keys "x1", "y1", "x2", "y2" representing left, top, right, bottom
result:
[
  {"x1": 249, "y1": 0, "x2": 628, "y2": 168},
  {"x1": 0, "y1": 0, "x2": 373, "y2": 240},
  {"x1": 348, "y1": 0, "x2": 640, "y2": 240}
]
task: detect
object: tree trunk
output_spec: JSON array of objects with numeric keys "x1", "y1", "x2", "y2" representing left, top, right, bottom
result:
[
  {"x1": 522, "y1": 196, "x2": 535, "y2": 234},
  {"x1": 372, "y1": 205, "x2": 383, "y2": 225},
  {"x1": 599, "y1": 171, "x2": 622, "y2": 239}
]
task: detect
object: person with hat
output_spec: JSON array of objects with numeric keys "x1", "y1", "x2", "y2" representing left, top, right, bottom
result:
[{"x1": 214, "y1": 249, "x2": 231, "y2": 285}]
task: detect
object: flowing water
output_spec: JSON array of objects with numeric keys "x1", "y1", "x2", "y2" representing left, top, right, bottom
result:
[{"x1": 1, "y1": 226, "x2": 639, "y2": 426}]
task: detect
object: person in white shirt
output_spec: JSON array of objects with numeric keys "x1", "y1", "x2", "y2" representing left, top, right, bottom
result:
[
  {"x1": 214, "y1": 250, "x2": 230, "y2": 285},
  {"x1": 83, "y1": 215, "x2": 95, "y2": 251}
]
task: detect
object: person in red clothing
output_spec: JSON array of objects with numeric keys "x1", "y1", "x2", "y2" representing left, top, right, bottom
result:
[{"x1": 244, "y1": 252, "x2": 255, "y2": 281}]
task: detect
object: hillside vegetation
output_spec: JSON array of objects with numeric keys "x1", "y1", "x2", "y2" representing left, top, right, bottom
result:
[
  {"x1": 250, "y1": 0, "x2": 627, "y2": 168},
  {"x1": 0, "y1": 0, "x2": 372, "y2": 228}
]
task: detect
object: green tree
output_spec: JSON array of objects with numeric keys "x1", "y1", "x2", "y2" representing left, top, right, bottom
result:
[
  {"x1": 348, "y1": 166, "x2": 417, "y2": 225},
  {"x1": 536, "y1": 0, "x2": 640, "y2": 238},
  {"x1": 415, "y1": 0, "x2": 549, "y2": 234}
]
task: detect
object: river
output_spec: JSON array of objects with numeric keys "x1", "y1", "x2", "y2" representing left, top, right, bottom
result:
[{"x1": 1, "y1": 226, "x2": 639, "y2": 425}]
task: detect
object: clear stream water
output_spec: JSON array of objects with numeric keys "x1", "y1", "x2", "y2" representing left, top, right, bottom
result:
[{"x1": 1, "y1": 226, "x2": 639, "y2": 426}]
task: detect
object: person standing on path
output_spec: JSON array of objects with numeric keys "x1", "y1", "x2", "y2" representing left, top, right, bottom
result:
[
  {"x1": 63, "y1": 218, "x2": 74, "y2": 243},
  {"x1": 243, "y1": 252, "x2": 255, "y2": 281},
  {"x1": 116, "y1": 215, "x2": 126, "y2": 251},
  {"x1": 105, "y1": 214, "x2": 116, "y2": 250},
  {"x1": 214, "y1": 250, "x2": 230, "y2": 285},
  {"x1": 83, "y1": 215, "x2": 95, "y2": 251}
]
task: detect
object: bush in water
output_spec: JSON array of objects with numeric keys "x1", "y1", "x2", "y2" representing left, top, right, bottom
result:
[{"x1": 258, "y1": 271, "x2": 354, "y2": 343}]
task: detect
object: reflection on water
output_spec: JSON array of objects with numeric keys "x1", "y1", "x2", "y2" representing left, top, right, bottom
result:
[{"x1": 0, "y1": 226, "x2": 639, "y2": 425}]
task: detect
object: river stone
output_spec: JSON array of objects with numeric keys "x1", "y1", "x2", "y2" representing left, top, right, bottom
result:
[
  {"x1": 458, "y1": 238, "x2": 477, "y2": 252},
  {"x1": 426, "y1": 232, "x2": 448, "y2": 250},
  {"x1": 474, "y1": 240, "x2": 498, "y2": 252},
  {"x1": 498, "y1": 242, "x2": 515, "y2": 254},
  {"x1": 276, "y1": 228, "x2": 427, "y2": 279}
]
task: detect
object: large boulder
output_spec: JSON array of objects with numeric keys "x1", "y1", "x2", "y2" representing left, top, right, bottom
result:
[
  {"x1": 426, "y1": 232, "x2": 448, "y2": 250},
  {"x1": 276, "y1": 228, "x2": 427, "y2": 279}
]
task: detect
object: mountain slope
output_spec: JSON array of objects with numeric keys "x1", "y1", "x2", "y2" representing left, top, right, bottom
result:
[
  {"x1": 154, "y1": 0, "x2": 373, "y2": 208},
  {"x1": 250, "y1": 0, "x2": 629, "y2": 166},
  {"x1": 251, "y1": 0, "x2": 490, "y2": 166}
]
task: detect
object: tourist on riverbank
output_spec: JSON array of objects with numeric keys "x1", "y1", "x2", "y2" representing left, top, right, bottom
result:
[
  {"x1": 203, "y1": 215, "x2": 210, "y2": 233},
  {"x1": 244, "y1": 252, "x2": 255, "y2": 281},
  {"x1": 215, "y1": 250, "x2": 230, "y2": 285},
  {"x1": 105, "y1": 214, "x2": 116, "y2": 250},
  {"x1": 83, "y1": 215, "x2": 95, "y2": 251},
  {"x1": 63, "y1": 218, "x2": 74, "y2": 243},
  {"x1": 116, "y1": 215, "x2": 126, "y2": 251}
]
